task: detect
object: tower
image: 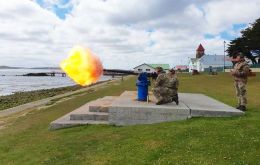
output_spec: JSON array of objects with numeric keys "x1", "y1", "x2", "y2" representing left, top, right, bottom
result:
[{"x1": 196, "y1": 44, "x2": 205, "y2": 58}]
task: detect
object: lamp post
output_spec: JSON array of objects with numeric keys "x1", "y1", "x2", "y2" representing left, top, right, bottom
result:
[{"x1": 223, "y1": 41, "x2": 226, "y2": 72}]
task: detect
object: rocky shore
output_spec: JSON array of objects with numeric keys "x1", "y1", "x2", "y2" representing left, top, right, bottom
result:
[{"x1": 0, "y1": 81, "x2": 109, "y2": 111}]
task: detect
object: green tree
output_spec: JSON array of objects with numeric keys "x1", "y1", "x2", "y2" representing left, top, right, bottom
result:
[{"x1": 227, "y1": 18, "x2": 260, "y2": 64}]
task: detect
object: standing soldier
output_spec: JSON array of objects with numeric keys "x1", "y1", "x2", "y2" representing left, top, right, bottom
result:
[
  {"x1": 231, "y1": 52, "x2": 250, "y2": 111},
  {"x1": 152, "y1": 67, "x2": 173, "y2": 105},
  {"x1": 167, "y1": 69, "x2": 179, "y2": 105}
]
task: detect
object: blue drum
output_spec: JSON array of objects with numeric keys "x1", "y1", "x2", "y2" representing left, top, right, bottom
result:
[{"x1": 136, "y1": 72, "x2": 150, "y2": 101}]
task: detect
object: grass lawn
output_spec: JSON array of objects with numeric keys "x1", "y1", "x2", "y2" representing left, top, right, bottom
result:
[{"x1": 0, "y1": 73, "x2": 259, "y2": 164}]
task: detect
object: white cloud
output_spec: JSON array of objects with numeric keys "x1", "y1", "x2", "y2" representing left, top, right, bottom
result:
[
  {"x1": 0, "y1": 0, "x2": 259, "y2": 68},
  {"x1": 203, "y1": 0, "x2": 260, "y2": 34}
]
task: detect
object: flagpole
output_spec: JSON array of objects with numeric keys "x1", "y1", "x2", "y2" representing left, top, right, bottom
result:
[{"x1": 223, "y1": 41, "x2": 226, "y2": 72}]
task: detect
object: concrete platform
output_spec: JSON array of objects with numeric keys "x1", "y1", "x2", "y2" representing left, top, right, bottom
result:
[
  {"x1": 50, "y1": 91, "x2": 244, "y2": 130},
  {"x1": 109, "y1": 91, "x2": 190, "y2": 125},
  {"x1": 180, "y1": 93, "x2": 243, "y2": 117}
]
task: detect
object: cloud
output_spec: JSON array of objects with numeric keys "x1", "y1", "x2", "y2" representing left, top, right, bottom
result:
[
  {"x1": 203, "y1": 0, "x2": 260, "y2": 34},
  {"x1": 0, "y1": 0, "x2": 259, "y2": 68}
]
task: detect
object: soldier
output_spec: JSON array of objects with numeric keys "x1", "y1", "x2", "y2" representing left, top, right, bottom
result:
[
  {"x1": 167, "y1": 69, "x2": 179, "y2": 105},
  {"x1": 152, "y1": 67, "x2": 173, "y2": 105},
  {"x1": 231, "y1": 52, "x2": 250, "y2": 111}
]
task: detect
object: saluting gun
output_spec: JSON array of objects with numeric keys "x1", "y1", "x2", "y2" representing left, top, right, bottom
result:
[
  {"x1": 103, "y1": 69, "x2": 158, "y2": 101},
  {"x1": 103, "y1": 69, "x2": 158, "y2": 79}
]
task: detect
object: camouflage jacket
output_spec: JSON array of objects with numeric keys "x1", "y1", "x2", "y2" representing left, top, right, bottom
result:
[
  {"x1": 154, "y1": 73, "x2": 169, "y2": 88},
  {"x1": 166, "y1": 73, "x2": 179, "y2": 90},
  {"x1": 233, "y1": 61, "x2": 250, "y2": 82}
]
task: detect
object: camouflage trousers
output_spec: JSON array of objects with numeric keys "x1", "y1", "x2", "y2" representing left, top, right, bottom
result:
[
  {"x1": 152, "y1": 87, "x2": 177, "y2": 103},
  {"x1": 234, "y1": 81, "x2": 247, "y2": 106}
]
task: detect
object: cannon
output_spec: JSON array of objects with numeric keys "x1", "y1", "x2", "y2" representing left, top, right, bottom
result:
[
  {"x1": 103, "y1": 69, "x2": 157, "y2": 79},
  {"x1": 103, "y1": 69, "x2": 158, "y2": 101}
]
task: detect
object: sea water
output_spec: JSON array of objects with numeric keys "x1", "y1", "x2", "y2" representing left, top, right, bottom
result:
[{"x1": 0, "y1": 69, "x2": 111, "y2": 96}]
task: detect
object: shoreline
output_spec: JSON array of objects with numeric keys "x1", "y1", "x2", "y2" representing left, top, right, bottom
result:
[
  {"x1": 0, "y1": 75, "x2": 129, "y2": 117},
  {"x1": 0, "y1": 74, "x2": 112, "y2": 97},
  {"x1": 0, "y1": 79, "x2": 112, "y2": 112},
  {"x1": 0, "y1": 84, "x2": 80, "y2": 97}
]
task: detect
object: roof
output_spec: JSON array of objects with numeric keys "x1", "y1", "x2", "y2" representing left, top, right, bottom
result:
[
  {"x1": 147, "y1": 64, "x2": 170, "y2": 70},
  {"x1": 175, "y1": 65, "x2": 188, "y2": 69},
  {"x1": 133, "y1": 63, "x2": 153, "y2": 69},
  {"x1": 133, "y1": 63, "x2": 170, "y2": 70},
  {"x1": 199, "y1": 55, "x2": 233, "y2": 66},
  {"x1": 196, "y1": 44, "x2": 205, "y2": 51},
  {"x1": 190, "y1": 58, "x2": 198, "y2": 63}
]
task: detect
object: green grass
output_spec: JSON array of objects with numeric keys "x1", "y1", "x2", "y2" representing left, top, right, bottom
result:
[{"x1": 0, "y1": 73, "x2": 259, "y2": 164}]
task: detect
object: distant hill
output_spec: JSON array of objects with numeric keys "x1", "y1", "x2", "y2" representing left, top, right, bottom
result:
[
  {"x1": 0, "y1": 66, "x2": 23, "y2": 69},
  {"x1": 0, "y1": 66, "x2": 61, "y2": 70}
]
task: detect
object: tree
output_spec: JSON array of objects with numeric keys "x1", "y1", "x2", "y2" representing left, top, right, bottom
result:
[{"x1": 227, "y1": 18, "x2": 260, "y2": 64}]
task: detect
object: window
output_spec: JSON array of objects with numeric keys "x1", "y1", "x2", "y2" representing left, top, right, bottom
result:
[
  {"x1": 146, "y1": 69, "x2": 150, "y2": 71},
  {"x1": 138, "y1": 69, "x2": 142, "y2": 72}
]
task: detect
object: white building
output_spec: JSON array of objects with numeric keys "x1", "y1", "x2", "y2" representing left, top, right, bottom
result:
[
  {"x1": 188, "y1": 55, "x2": 233, "y2": 72},
  {"x1": 188, "y1": 44, "x2": 233, "y2": 72},
  {"x1": 133, "y1": 63, "x2": 170, "y2": 73}
]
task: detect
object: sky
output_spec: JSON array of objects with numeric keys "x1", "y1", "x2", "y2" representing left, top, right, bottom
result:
[{"x1": 0, "y1": 0, "x2": 259, "y2": 69}]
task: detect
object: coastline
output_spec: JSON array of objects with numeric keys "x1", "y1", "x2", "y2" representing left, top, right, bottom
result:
[
  {"x1": 0, "y1": 75, "x2": 130, "y2": 117},
  {"x1": 0, "y1": 79, "x2": 112, "y2": 112}
]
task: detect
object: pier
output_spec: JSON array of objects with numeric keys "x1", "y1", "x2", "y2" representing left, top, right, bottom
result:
[
  {"x1": 48, "y1": 72, "x2": 66, "y2": 77},
  {"x1": 23, "y1": 72, "x2": 66, "y2": 77}
]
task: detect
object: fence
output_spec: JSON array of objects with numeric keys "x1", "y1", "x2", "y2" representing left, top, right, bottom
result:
[
  {"x1": 204, "y1": 64, "x2": 260, "y2": 72},
  {"x1": 251, "y1": 64, "x2": 260, "y2": 68},
  {"x1": 204, "y1": 67, "x2": 224, "y2": 72}
]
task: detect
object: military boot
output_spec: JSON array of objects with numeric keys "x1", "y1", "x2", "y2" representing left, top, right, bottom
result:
[
  {"x1": 172, "y1": 97, "x2": 179, "y2": 105},
  {"x1": 176, "y1": 94, "x2": 179, "y2": 105},
  {"x1": 174, "y1": 98, "x2": 179, "y2": 105},
  {"x1": 236, "y1": 105, "x2": 241, "y2": 109},
  {"x1": 175, "y1": 99, "x2": 179, "y2": 105},
  {"x1": 239, "y1": 105, "x2": 247, "y2": 111},
  {"x1": 156, "y1": 100, "x2": 164, "y2": 105},
  {"x1": 172, "y1": 94, "x2": 179, "y2": 105}
]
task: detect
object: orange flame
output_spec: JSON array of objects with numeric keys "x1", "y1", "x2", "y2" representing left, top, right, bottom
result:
[{"x1": 60, "y1": 46, "x2": 103, "y2": 86}]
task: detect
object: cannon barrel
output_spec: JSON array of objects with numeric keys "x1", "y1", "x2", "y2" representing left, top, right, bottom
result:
[
  {"x1": 103, "y1": 69, "x2": 138, "y2": 75},
  {"x1": 103, "y1": 69, "x2": 158, "y2": 79}
]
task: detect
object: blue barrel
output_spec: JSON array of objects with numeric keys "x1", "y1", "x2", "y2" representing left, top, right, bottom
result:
[{"x1": 136, "y1": 73, "x2": 150, "y2": 101}]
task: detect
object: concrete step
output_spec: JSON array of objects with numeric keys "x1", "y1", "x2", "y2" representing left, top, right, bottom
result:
[
  {"x1": 88, "y1": 96, "x2": 117, "y2": 112},
  {"x1": 50, "y1": 118, "x2": 109, "y2": 130},
  {"x1": 89, "y1": 105, "x2": 109, "y2": 112},
  {"x1": 49, "y1": 97, "x2": 116, "y2": 130},
  {"x1": 70, "y1": 112, "x2": 109, "y2": 121}
]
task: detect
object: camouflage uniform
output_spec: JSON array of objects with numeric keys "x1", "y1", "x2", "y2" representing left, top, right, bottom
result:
[
  {"x1": 233, "y1": 61, "x2": 250, "y2": 107},
  {"x1": 166, "y1": 73, "x2": 179, "y2": 102},
  {"x1": 152, "y1": 73, "x2": 173, "y2": 104}
]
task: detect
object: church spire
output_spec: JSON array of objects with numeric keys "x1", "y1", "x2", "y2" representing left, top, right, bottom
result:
[{"x1": 196, "y1": 44, "x2": 205, "y2": 58}]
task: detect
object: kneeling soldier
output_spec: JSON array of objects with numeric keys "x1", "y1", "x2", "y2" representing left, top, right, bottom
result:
[
  {"x1": 152, "y1": 67, "x2": 173, "y2": 105},
  {"x1": 167, "y1": 68, "x2": 179, "y2": 105}
]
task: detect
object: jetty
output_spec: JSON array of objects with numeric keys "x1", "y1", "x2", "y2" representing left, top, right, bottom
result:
[{"x1": 23, "y1": 72, "x2": 66, "y2": 77}]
